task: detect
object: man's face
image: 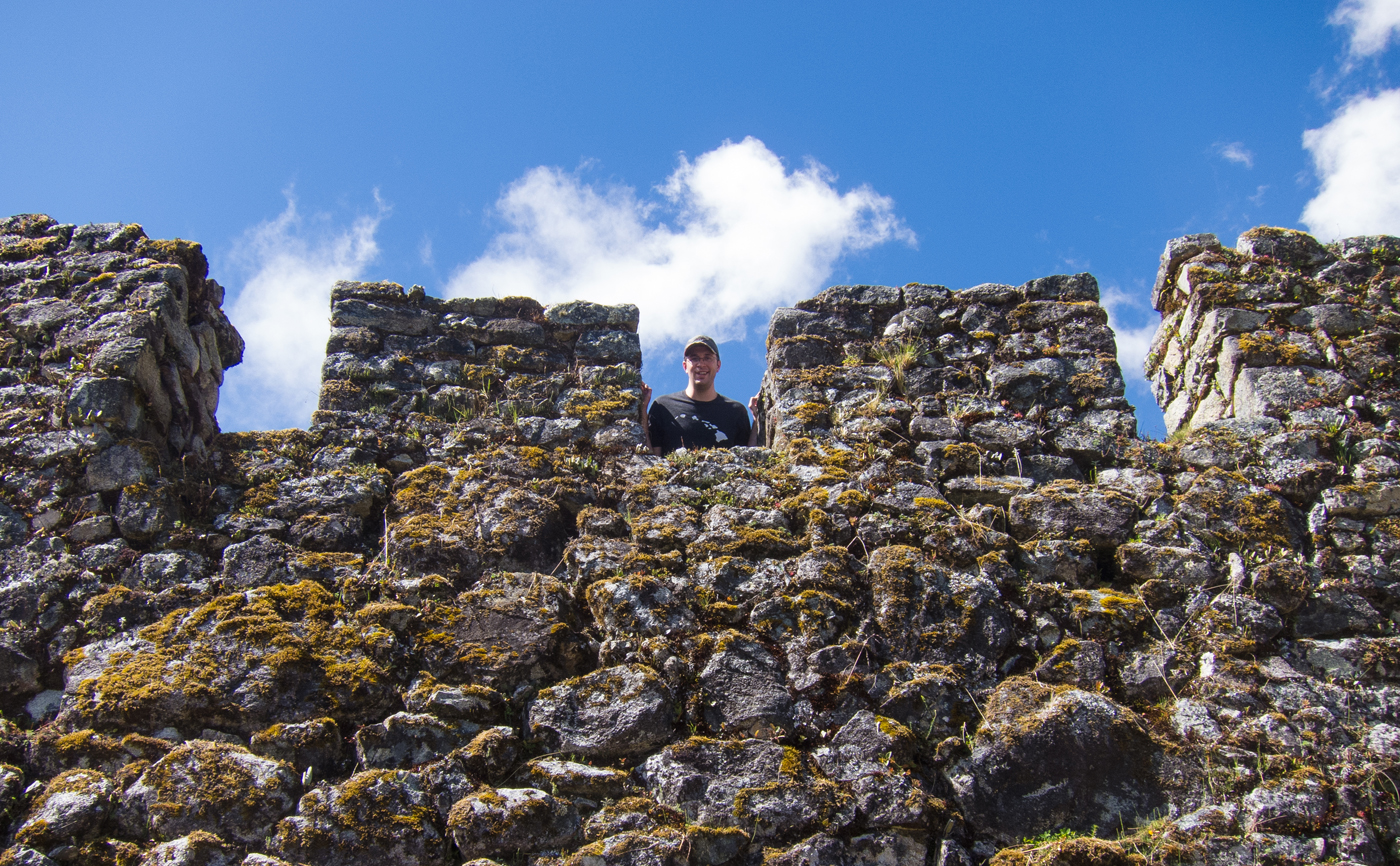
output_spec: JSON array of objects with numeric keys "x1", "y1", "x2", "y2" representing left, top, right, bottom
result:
[{"x1": 683, "y1": 348, "x2": 719, "y2": 387}]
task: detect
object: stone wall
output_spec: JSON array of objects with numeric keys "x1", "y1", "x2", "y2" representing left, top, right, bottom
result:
[
  {"x1": 1147, "y1": 226, "x2": 1400, "y2": 435},
  {"x1": 313, "y1": 279, "x2": 644, "y2": 451},
  {"x1": 0, "y1": 214, "x2": 242, "y2": 548},
  {"x1": 3, "y1": 214, "x2": 1400, "y2": 866},
  {"x1": 761, "y1": 274, "x2": 1137, "y2": 498}
]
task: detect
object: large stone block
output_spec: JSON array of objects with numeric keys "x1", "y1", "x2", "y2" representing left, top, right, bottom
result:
[
  {"x1": 1233, "y1": 366, "x2": 1354, "y2": 419},
  {"x1": 948, "y1": 677, "x2": 1165, "y2": 844}
]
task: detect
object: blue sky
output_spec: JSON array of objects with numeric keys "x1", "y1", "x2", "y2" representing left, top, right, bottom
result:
[{"x1": 4, "y1": 2, "x2": 1400, "y2": 438}]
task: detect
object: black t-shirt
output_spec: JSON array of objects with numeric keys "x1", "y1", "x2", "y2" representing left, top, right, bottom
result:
[{"x1": 648, "y1": 392, "x2": 751, "y2": 454}]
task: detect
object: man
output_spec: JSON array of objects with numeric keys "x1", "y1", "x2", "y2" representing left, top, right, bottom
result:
[{"x1": 641, "y1": 335, "x2": 760, "y2": 455}]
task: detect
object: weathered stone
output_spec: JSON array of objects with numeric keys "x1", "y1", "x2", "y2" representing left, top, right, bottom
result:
[
  {"x1": 1008, "y1": 481, "x2": 1139, "y2": 549},
  {"x1": 566, "y1": 829, "x2": 688, "y2": 866},
  {"x1": 1119, "y1": 646, "x2": 1189, "y2": 702},
  {"x1": 543, "y1": 301, "x2": 639, "y2": 329},
  {"x1": 524, "y1": 758, "x2": 633, "y2": 800},
  {"x1": 138, "y1": 832, "x2": 241, "y2": 866},
  {"x1": 639, "y1": 738, "x2": 841, "y2": 841},
  {"x1": 249, "y1": 718, "x2": 344, "y2": 780},
  {"x1": 417, "y1": 571, "x2": 591, "y2": 694},
  {"x1": 404, "y1": 677, "x2": 507, "y2": 723},
  {"x1": 529, "y1": 664, "x2": 674, "y2": 759},
  {"x1": 986, "y1": 358, "x2": 1069, "y2": 406},
  {"x1": 1241, "y1": 778, "x2": 1329, "y2": 834},
  {"x1": 1365, "y1": 723, "x2": 1400, "y2": 758},
  {"x1": 813, "y1": 711, "x2": 915, "y2": 781},
  {"x1": 1293, "y1": 589, "x2": 1381, "y2": 637},
  {"x1": 1233, "y1": 366, "x2": 1354, "y2": 419},
  {"x1": 1236, "y1": 226, "x2": 1334, "y2": 270},
  {"x1": 67, "y1": 376, "x2": 141, "y2": 431},
  {"x1": 331, "y1": 298, "x2": 437, "y2": 335},
  {"x1": 763, "y1": 831, "x2": 928, "y2": 866},
  {"x1": 219, "y1": 534, "x2": 294, "y2": 590},
  {"x1": 0, "y1": 634, "x2": 41, "y2": 699},
  {"x1": 122, "y1": 549, "x2": 208, "y2": 592},
  {"x1": 355, "y1": 712, "x2": 481, "y2": 770},
  {"x1": 448, "y1": 787, "x2": 580, "y2": 858},
  {"x1": 581, "y1": 797, "x2": 686, "y2": 843},
  {"x1": 1032, "y1": 638, "x2": 1106, "y2": 688},
  {"x1": 1152, "y1": 233, "x2": 1222, "y2": 311},
  {"x1": 1321, "y1": 482, "x2": 1400, "y2": 518},
  {"x1": 121, "y1": 742, "x2": 299, "y2": 844},
  {"x1": 586, "y1": 574, "x2": 698, "y2": 637},
  {"x1": 944, "y1": 475, "x2": 1034, "y2": 507},
  {"x1": 699, "y1": 632, "x2": 796, "y2": 737},
  {"x1": 14, "y1": 769, "x2": 114, "y2": 847},
  {"x1": 949, "y1": 677, "x2": 1164, "y2": 844},
  {"x1": 576, "y1": 330, "x2": 642, "y2": 366},
  {"x1": 269, "y1": 769, "x2": 451, "y2": 866},
  {"x1": 115, "y1": 482, "x2": 175, "y2": 542},
  {"x1": 64, "y1": 583, "x2": 399, "y2": 735},
  {"x1": 16, "y1": 427, "x2": 114, "y2": 467},
  {"x1": 1116, "y1": 543, "x2": 1215, "y2": 587}
]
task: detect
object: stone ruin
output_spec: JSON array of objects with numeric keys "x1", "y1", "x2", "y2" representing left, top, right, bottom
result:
[{"x1": 1, "y1": 211, "x2": 1400, "y2": 866}]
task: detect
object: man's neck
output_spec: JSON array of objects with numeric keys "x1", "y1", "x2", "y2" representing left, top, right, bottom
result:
[{"x1": 686, "y1": 383, "x2": 718, "y2": 401}]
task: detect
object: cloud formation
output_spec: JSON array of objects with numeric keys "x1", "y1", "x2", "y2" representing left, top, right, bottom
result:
[
  {"x1": 1301, "y1": 88, "x2": 1400, "y2": 240},
  {"x1": 1213, "y1": 141, "x2": 1255, "y2": 168},
  {"x1": 219, "y1": 193, "x2": 385, "y2": 430},
  {"x1": 1331, "y1": 0, "x2": 1400, "y2": 57},
  {"x1": 1100, "y1": 284, "x2": 1158, "y2": 395},
  {"x1": 446, "y1": 137, "x2": 914, "y2": 352},
  {"x1": 1298, "y1": 0, "x2": 1400, "y2": 240}
]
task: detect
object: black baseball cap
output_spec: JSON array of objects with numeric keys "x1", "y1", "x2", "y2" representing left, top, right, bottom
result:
[{"x1": 684, "y1": 335, "x2": 720, "y2": 359}]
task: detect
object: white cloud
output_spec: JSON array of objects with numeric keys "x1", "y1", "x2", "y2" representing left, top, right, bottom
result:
[
  {"x1": 1331, "y1": 0, "x2": 1400, "y2": 57},
  {"x1": 1100, "y1": 284, "x2": 1158, "y2": 393},
  {"x1": 1301, "y1": 88, "x2": 1400, "y2": 240},
  {"x1": 219, "y1": 192, "x2": 385, "y2": 430},
  {"x1": 446, "y1": 137, "x2": 915, "y2": 352},
  {"x1": 1214, "y1": 141, "x2": 1255, "y2": 168}
]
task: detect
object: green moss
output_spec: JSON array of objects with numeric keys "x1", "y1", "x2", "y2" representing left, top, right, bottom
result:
[
  {"x1": 0, "y1": 235, "x2": 63, "y2": 262},
  {"x1": 557, "y1": 385, "x2": 637, "y2": 428},
  {"x1": 393, "y1": 464, "x2": 457, "y2": 514},
  {"x1": 791, "y1": 402, "x2": 830, "y2": 425},
  {"x1": 68, "y1": 581, "x2": 391, "y2": 730},
  {"x1": 1238, "y1": 331, "x2": 1308, "y2": 365}
]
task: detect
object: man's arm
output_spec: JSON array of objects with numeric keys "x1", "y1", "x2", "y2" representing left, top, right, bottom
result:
[
  {"x1": 748, "y1": 394, "x2": 761, "y2": 447},
  {"x1": 640, "y1": 384, "x2": 662, "y2": 456}
]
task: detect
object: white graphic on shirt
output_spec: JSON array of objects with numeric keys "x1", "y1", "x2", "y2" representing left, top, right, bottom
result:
[{"x1": 678, "y1": 413, "x2": 727, "y2": 442}]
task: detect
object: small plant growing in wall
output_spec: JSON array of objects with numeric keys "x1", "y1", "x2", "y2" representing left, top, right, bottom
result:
[{"x1": 870, "y1": 339, "x2": 924, "y2": 396}]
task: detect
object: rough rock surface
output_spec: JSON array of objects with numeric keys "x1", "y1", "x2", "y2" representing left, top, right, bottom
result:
[
  {"x1": 448, "y1": 787, "x2": 580, "y2": 858},
  {"x1": 119, "y1": 741, "x2": 300, "y2": 845},
  {"x1": 4, "y1": 215, "x2": 1400, "y2": 864},
  {"x1": 948, "y1": 676, "x2": 1165, "y2": 844},
  {"x1": 268, "y1": 769, "x2": 451, "y2": 866},
  {"x1": 529, "y1": 663, "x2": 674, "y2": 758}
]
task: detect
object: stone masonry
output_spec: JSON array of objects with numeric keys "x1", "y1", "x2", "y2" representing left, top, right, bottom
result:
[{"x1": 2, "y1": 213, "x2": 1400, "y2": 866}]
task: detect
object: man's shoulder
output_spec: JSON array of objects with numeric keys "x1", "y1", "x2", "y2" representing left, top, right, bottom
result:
[
  {"x1": 653, "y1": 392, "x2": 694, "y2": 411},
  {"x1": 657, "y1": 392, "x2": 745, "y2": 414},
  {"x1": 701, "y1": 393, "x2": 748, "y2": 417}
]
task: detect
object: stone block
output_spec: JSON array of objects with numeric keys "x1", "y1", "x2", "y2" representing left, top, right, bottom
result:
[
  {"x1": 543, "y1": 300, "x2": 639, "y2": 329},
  {"x1": 1233, "y1": 366, "x2": 1354, "y2": 419},
  {"x1": 331, "y1": 299, "x2": 437, "y2": 335},
  {"x1": 575, "y1": 328, "x2": 642, "y2": 367}
]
